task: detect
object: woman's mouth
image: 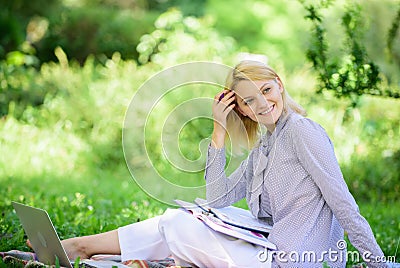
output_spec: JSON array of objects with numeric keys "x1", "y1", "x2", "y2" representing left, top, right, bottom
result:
[{"x1": 259, "y1": 105, "x2": 275, "y2": 115}]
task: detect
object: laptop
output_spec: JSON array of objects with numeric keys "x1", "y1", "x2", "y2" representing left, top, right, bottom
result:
[{"x1": 12, "y1": 201, "x2": 128, "y2": 268}]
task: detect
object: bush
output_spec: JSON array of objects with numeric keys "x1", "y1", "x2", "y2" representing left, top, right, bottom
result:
[
  {"x1": 35, "y1": 6, "x2": 158, "y2": 64},
  {"x1": 0, "y1": 62, "x2": 46, "y2": 118},
  {"x1": 0, "y1": 0, "x2": 61, "y2": 57},
  {"x1": 301, "y1": 0, "x2": 400, "y2": 108},
  {"x1": 205, "y1": 0, "x2": 310, "y2": 70},
  {"x1": 135, "y1": 8, "x2": 236, "y2": 65}
]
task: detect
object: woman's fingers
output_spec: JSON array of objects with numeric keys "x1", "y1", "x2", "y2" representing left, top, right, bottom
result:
[
  {"x1": 223, "y1": 103, "x2": 236, "y2": 115},
  {"x1": 220, "y1": 90, "x2": 235, "y2": 102},
  {"x1": 212, "y1": 90, "x2": 236, "y2": 131},
  {"x1": 218, "y1": 92, "x2": 225, "y2": 102},
  {"x1": 221, "y1": 92, "x2": 235, "y2": 112},
  {"x1": 214, "y1": 91, "x2": 235, "y2": 110},
  {"x1": 214, "y1": 89, "x2": 230, "y2": 100}
]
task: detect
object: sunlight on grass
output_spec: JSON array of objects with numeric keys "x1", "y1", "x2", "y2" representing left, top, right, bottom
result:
[{"x1": 0, "y1": 117, "x2": 90, "y2": 178}]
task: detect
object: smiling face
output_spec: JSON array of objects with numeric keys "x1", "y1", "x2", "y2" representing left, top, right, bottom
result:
[{"x1": 234, "y1": 78, "x2": 284, "y2": 131}]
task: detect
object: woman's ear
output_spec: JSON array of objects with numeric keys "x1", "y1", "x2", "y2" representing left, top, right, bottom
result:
[
  {"x1": 235, "y1": 105, "x2": 247, "y2": 117},
  {"x1": 276, "y1": 77, "x2": 284, "y2": 93}
]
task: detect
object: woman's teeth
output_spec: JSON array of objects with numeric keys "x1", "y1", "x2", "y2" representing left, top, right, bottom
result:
[{"x1": 259, "y1": 105, "x2": 274, "y2": 115}]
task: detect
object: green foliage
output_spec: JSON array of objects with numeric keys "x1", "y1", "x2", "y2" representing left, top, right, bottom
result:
[
  {"x1": 74, "y1": 257, "x2": 80, "y2": 268},
  {"x1": 206, "y1": 0, "x2": 264, "y2": 50},
  {"x1": 343, "y1": 149, "x2": 400, "y2": 203},
  {"x1": 301, "y1": 0, "x2": 400, "y2": 108},
  {"x1": 1, "y1": 0, "x2": 158, "y2": 65},
  {"x1": 0, "y1": 62, "x2": 45, "y2": 118},
  {"x1": 55, "y1": 255, "x2": 60, "y2": 268},
  {"x1": 0, "y1": 9, "x2": 24, "y2": 57},
  {"x1": 206, "y1": 0, "x2": 310, "y2": 70},
  {"x1": 1, "y1": 0, "x2": 61, "y2": 18},
  {"x1": 0, "y1": 0, "x2": 61, "y2": 57},
  {"x1": 387, "y1": 3, "x2": 400, "y2": 66},
  {"x1": 147, "y1": 0, "x2": 207, "y2": 17},
  {"x1": 136, "y1": 8, "x2": 236, "y2": 65},
  {"x1": 35, "y1": 6, "x2": 158, "y2": 64}
]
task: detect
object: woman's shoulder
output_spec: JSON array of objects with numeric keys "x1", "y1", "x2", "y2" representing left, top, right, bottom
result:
[
  {"x1": 288, "y1": 113, "x2": 325, "y2": 131},
  {"x1": 286, "y1": 112, "x2": 327, "y2": 136}
]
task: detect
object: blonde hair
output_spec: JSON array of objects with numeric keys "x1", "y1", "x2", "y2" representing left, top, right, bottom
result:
[{"x1": 225, "y1": 60, "x2": 307, "y2": 153}]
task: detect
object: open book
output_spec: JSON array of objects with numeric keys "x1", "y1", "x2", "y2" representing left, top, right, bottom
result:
[
  {"x1": 174, "y1": 198, "x2": 276, "y2": 249},
  {"x1": 193, "y1": 198, "x2": 273, "y2": 234}
]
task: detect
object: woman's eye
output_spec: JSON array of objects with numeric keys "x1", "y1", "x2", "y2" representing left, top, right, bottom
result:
[
  {"x1": 244, "y1": 99, "x2": 253, "y2": 105},
  {"x1": 262, "y1": 88, "x2": 271, "y2": 94}
]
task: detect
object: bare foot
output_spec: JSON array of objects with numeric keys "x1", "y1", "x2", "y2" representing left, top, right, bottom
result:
[
  {"x1": 26, "y1": 239, "x2": 33, "y2": 249},
  {"x1": 61, "y1": 237, "x2": 90, "y2": 260},
  {"x1": 27, "y1": 238, "x2": 89, "y2": 260}
]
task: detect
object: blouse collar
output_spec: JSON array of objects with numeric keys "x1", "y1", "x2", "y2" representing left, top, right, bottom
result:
[{"x1": 260, "y1": 108, "x2": 294, "y2": 148}]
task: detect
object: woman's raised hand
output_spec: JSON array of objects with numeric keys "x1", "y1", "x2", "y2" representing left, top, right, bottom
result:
[{"x1": 211, "y1": 90, "x2": 235, "y2": 148}]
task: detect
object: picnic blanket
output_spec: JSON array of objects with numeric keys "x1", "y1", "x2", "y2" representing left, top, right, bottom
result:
[{"x1": 0, "y1": 250, "x2": 180, "y2": 268}]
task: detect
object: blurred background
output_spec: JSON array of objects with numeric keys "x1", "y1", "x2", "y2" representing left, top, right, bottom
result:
[{"x1": 0, "y1": 0, "x2": 399, "y2": 264}]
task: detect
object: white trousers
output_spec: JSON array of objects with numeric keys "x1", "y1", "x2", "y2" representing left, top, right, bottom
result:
[{"x1": 117, "y1": 208, "x2": 272, "y2": 268}]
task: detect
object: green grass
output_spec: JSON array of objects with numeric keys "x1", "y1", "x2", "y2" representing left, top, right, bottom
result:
[
  {"x1": 351, "y1": 202, "x2": 400, "y2": 262},
  {"x1": 1, "y1": 172, "x2": 398, "y2": 267},
  {"x1": 0, "y1": 166, "x2": 170, "y2": 251}
]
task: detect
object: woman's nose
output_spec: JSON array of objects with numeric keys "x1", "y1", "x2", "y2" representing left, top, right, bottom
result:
[{"x1": 255, "y1": 94, "x2": 269, "y2": 107}]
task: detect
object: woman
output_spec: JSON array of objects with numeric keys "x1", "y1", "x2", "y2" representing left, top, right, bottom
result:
[
  {"x1": 205, "y1": 60, "x2": 387, "y2": 267},
  {"x1": 58, "y1": 60, "x2": 387, "y2": 267}
]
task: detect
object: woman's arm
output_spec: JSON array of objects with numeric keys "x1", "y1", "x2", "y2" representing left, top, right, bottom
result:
[
  {"x1": 291, "y1": 118, "x2": 387, "y2": 268},
  {"x1": 204, "y1": 145, "x2": 253, "y2": 208},
  {"x1": 205, "y1": 90, "x2": 249, "y2": 207}
]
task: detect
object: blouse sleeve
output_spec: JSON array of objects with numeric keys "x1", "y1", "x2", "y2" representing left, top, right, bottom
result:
[
  {"x1": 204, "y1": 145, "x2": 251, "y2": 208},
  {"x1": 291, "y1": 118, "x2": 387, "y2": 267}
]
